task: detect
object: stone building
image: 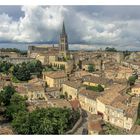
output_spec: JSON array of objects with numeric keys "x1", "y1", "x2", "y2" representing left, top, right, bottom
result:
[
  {"x1": 104, "y1": 65, "x2": 133, "y2": 80},
  {"x1": 59, "y1": 21, "x2": 69, "y2": 57},
  {"x1": 35, "y1": 52, "x2": 58, "y2": 65},
  {"x1": 82, "y1": 75, "x2": 112, "y2": 88},
  {"x1": 27, "y1": 84, "x2": 47, "y2": 101},
  {"x1": 43, "y1": 71, "x2": 68, "y2": 88},
  {"x1": 45, "y1": 87, "x2": 60, "y2": 98},
  {"x1": 0, "y1": 51, "x2": 19, "y2": 58},
  {"x1": 131, "y1": 84, "x2": 140, "y2": 96},
  {"x1": 62, "y1": 80, "x2": 85, "y2": 100},
  {"x1": 88, "y1": 114, "x2": 103, "y2": 135},
  {"x1": 27, "y1": 22, "x2": 71, "y2": 67},
  {"x1": 28, "y1": 45, "x2": 57, "y2": 57},
  {"x1": 50, "y1": 60, "x2": 74, "y2": 73},
  {"x1": 96, "y1": 84, "x2": 139, "y2": 130},
  {"x1": 79, "y1": 89, "x2": 100, "y2": 114},
  {"x1": 47, "y1": 98, "x2": 72, "y2": 109}
]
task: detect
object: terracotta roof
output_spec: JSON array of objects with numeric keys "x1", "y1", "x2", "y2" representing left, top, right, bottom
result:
[
  {"x1": 126, "y1": 106, "x2": 137, "y2": 118},
  {"x1": 43, "y1": 71, "x2": 67, "y2": 79},
  {"x1": 99, "y1": 86, "x2": 139, "y2": 118},
  {"x1": 27, "y1": 100, "x2": 48, "y2": 112},
  {"x1": 132, "y1": 84, "x2": 140, "y2": 89},
  {"x1": 97, "y1": 84, "x2": 126, "y2": 105},
  {"x1": 74, "y1": 70, "x2": 92, "y2": 78},
  {"x1": 28, "y1": 78, "x2": 44, "y2": 84},
  {"x1": 88, "y1": 121, "x2": 103, "y2": 132},
  {"x1": 112, "y1": 94, "x2": 130, "y2": 104},
  {"x1": 130, "y1": 97, "x2": 140, "y2": 107},
  {"x1": 79, "y1": 89, "x2": 100, "y2": 100},
  {"x1": 69, "y1": 100, "x2": 80, "y2": 110},
  {"x1": 111, "y1": 101, "x2": 128, "y2": 111},
  {"x1": 15, "y1": 85, "x2": 28, "y2": 94},
  {"x1": 105, "y1": 66, "x2": 133, "y2": 73},
  {"x1": 27, "y1": 84, "x2": 44, "y2": 92},
  {"x1": 82, "y1": 60, "x2": 94, "y2": 65},
  {"x1": 82, "y1": 75, "x2": 112, "y2": 86},
  {"x1": 130, "y1": 61, "x2": 140, "y2": 66},
  {"x1": 63, "y1": 80, "x2": 83, "y2": 89},
  {"x1": 130, "y1": 125, "x2": 140, "y2": 134},
  {"x1": 118, "y1": 66, "x2": 133, "y2": 72},
  {"x1": 48, "y1": 99, "x2": 72, "y2": 108},
  {"x1": 46, "y1": 87, "x2": 59, "y2": 92},
  {"x1": 88, "y1": 114, "x2": 103, "y2": 122}
]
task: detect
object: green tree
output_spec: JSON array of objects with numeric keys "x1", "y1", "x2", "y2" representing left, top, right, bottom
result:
[
  {"x1": 104, "y1": 123, "x2": 127, "y2": 134},
  {"x1": 60, "y1": 65, "x2": 65, "y2": 70},
  {"x1": 105, "y1": 47, "x2": 117, "y2": 52},
  {"x1": 13, "y1": 65, "x2": 31, "y2": 81},
  {"x1": 78, "y1": 60, "x2": 82, "y2": 69},
  {"x1": 11, "y1": 108, "x2": 80, "y2": 134},
  {"x1": 11, "y1": 111, "x2": 30, "y2": 134},
  {"x1": 128, "y1": 75, "x2": 138, "y2": 86},
  {"x1": 0, "y1": 48, "x2": 27, "y2": 56},
  {"x1": 88, "y1": 64, "x2": 94, "y2": 73},
  {"x1": 5, "y1": 93, "x2": 27, "y2": 120},
  {"x1": 0, "y1": 61, "x2": 13, "y2": 73},
  {"x1": 12, "y1": 60, "x2": 43, "y2": 81},
  {"x1": 60, "y1": 94, "x2": 65, "y2": 99},
  {"x1": 0, "y1": 86, "x2": 15, "y2": 106},
  {"x1": 26, "y1": 60, "x2": 43, "y2": 76},
  {"x1": 136, "y1": 102, "x2": 140, "y2": 125},
  {"x1": 86, "y1": 85, "x2": 104, "y2": 92},
  {"x1": 98, "y1": 84, "x2": 104, "y2": 92},
  {"x1": 123, "y1": 50, "x2": 130, "y2": 57}
]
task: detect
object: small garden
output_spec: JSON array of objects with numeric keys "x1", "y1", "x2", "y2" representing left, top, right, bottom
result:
[
  {"x1": 86, "y1": 84, "x2": 104, "y2": 92},
  {"x1": 103, "y1": 123, "x2": 127, "y2": 135}
]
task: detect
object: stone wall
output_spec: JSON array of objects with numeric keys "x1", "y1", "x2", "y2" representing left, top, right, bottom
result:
[{"x1": 66, "y1": 116, "x2": 83, "y2": 134}]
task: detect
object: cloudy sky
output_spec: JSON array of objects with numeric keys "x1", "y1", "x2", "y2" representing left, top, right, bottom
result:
[{"x1": 0, "y1": 5, "x2": 140, "y2": 50}]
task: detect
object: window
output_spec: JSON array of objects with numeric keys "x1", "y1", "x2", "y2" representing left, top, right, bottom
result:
[
  {"x1": 37, "y1": 93, "x2": 40, "y2": 98},
  {"x1": 89, "y1": 107, "x2": 90, "y2": 112},
  {"x1": 91, "y1": 107, "x2": 93, "y2": 112},
  {"x1": 69, "y1": 95, "x2": 72, "y2": 100}
]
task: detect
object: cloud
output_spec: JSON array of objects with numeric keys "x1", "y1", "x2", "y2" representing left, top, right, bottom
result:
[
  {"x1": 0, "y1": 6, "x2": 140, "y2": 50},
  {"x1": 14, "y1": 6, "x2": 66, "y2": 42}
]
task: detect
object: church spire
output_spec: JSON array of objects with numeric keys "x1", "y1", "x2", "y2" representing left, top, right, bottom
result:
[
  {"x1": 59, "y1": 21, "x2": 68, "y2": 53},
  {"x1": 61, "y1": 21, "x2": 66, "y2": 35}
]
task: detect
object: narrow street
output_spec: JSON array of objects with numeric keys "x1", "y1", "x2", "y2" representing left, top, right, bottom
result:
[
  {"x1": 73, "y1": 111, "x2": 88, "y2": 135},
  {"x1": 0, "y1": 115, "x2": 13, "y2": 134}
]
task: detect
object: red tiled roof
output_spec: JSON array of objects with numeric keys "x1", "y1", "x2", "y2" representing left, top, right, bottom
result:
[
  {"x1": 69, "y1": 99, "x2": 80, "y2": 110},
  {"x1": 88, "y1": 121, "x2": 103, "y2": 132}
]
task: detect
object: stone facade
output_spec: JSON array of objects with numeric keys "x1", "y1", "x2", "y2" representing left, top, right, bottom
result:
[
  {"x1": 131, "y1": 84, "x2": 140, "y2": 96},
  {"x1": 59, "y1": 22, "x2": 69, "y2": 57},
  {"x1": 45, "y1": 87, "x2": 60, "y2": 98},
  {"x1": 0, "y1": 51, "x2": 19, "y2": 58},
  {"x1": 27, "y1": 84, "x2": 47, "y2": 101},
  {"x1": 51, "y1": 60, "x2": 74, "y2": 73},
  {"x1": 79, "y1": 89, "x2": 99, "y2": 114},
  {"x1": 62, "y1": 81, "x2": 85, "y2": 100},
  {"x1": 104, "y1": 66, "x2": 133, "y2": 80},
  {"x1": 43, "y1": 71, "x2": 68, "y2": 88}
]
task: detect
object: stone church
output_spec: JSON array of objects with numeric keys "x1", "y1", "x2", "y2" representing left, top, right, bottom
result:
[
  {"x1": 28, "y1": 21, "x2": 69, "y2": 58},
  {"x1": 59, "y1": 21, "x2": 69, "y2": 58}
]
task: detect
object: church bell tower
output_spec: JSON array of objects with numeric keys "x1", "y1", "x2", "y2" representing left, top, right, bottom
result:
[{"x1": 59, "y1": 21, "x2": 69, "y2": 57}]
